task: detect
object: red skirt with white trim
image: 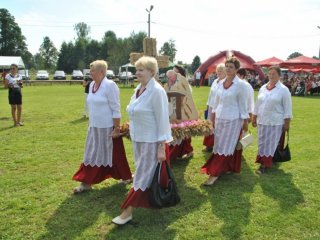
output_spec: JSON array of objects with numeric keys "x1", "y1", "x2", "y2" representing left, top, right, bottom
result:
[
  {"x1": 121, "y1": 161, "x2": 170, "y2": 209},
  {"x1": 72, "y1": 137, "x2": 132, "y2": 185},
  {"x1": 201, "y1": 149, "x2": 242, "y2": 177},
  {"x1": 168, "y1": 138, "x2": 193, "y2": 161}
]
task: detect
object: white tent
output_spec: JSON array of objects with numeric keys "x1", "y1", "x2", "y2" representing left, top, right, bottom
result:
[
  {"x1": 118, "y1": 63, "x2": 134, "y2": 74},
  {"x1": 0, "y1": 56, "x2": 25, "y2": 69}
]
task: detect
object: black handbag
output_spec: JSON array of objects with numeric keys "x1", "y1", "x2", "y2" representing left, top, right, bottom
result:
[
  {"x1": 273, "y1": 131, "x2": 291, "y2": 162},
  {"x1": 149, "y1": 161, "x2": 180, "y2": 209}
]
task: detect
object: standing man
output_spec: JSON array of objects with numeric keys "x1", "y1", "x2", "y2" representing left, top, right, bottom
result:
[{"x1": 195, "y1": 71, "x2": 201, "y2": 87}]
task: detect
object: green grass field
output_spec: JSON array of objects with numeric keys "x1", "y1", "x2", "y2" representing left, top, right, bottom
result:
[{"x1": 0, "y1": 85, "x2": 319, "y2": 240}]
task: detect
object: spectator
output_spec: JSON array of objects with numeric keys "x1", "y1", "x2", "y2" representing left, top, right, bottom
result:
[
  {"x1": 4, "y1": 64, "x2": 24, "y2": 126},
  {"x1": 195, "y1": 71, "x2": 201, "y2": 87}
]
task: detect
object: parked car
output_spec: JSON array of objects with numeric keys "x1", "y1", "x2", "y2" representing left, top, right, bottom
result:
[
  {"x1": 53, "y1": 70, "x2": 66, "y2": 80},
  {"x1": 119, "y1": 71, "x2": 134, "y2": 81},
  {"x1": 36, "y1": 70, "x2": 49, "y2": 80},
  {"x1": 106, "y1": 70, "x2": 115, "y2": 79},
  {"x1": 83, "y1": 69, "x2": 92, "y2": 81},
  {"x1": 18, "y1": 69, "x2": 30, "y2": 80},
  {"x1": 72, "y1": 70, "x2": 83, "y2": 80}
]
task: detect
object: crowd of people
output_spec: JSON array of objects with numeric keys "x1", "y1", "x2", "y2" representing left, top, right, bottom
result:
[
  {"x1": 3, "y1": 56, "x2": 294, "y2": 226},
  {"x1": 282, "y1": 74, "x2": 320, "y2": 96}
]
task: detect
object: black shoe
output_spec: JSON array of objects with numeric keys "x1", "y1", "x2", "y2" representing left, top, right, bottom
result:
[{"x1": 256, "y1": 165, "x2": 266, "y2": 174}]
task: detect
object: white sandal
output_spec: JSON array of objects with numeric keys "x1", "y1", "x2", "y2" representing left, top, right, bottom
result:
[{"x1": 73, "y1": 183, "x2": 92, "y2": 193}]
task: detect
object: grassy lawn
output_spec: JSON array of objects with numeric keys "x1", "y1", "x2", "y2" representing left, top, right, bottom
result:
[{"x1": 0, "y1": 84, "x2": 319, "y2": 240}]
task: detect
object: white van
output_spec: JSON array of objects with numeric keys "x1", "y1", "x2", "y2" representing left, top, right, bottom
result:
[{"x1": 18, "y1": 69, "x2": 29, "y2": 80}]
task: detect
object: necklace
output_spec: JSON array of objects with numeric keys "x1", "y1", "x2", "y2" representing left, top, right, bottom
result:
[
  {"x1": 136, "y1": 87, "x2": 146, "y2": 98},
  {"x1": 266, "y1": 84, "x2": 276, "y2": 91},
  {"x1": 223, "y1": 80, "x2": 233, "y2": 89},
  {"x1": 92, "y1": 82, "x2": 101, "y2": 93}
]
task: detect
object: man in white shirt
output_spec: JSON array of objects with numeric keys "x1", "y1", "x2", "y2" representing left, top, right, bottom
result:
[{"x1": 195, "y1": 71, "x2": 201, "y2": 88}]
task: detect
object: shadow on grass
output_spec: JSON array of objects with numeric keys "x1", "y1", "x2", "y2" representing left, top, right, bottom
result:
[
  {"x1": 0, "y1": 125, "x2": 15, "y2": 132},
  {"x1": 39, "y1": 183, "x2": 128, "y2": 240},
  {"x1": 204, "y1": 158, "x2": 257, "y2": 240},
  {"x1": 0, "y1": 117, "x2": 10, "y2": 121},
  {"x1": 258, "y1": 163, "x2": 304, "y2": 211},
  {"x1": 105, "y1": 158, "x2": 207, "y2": 240},
  {"x1": 69, "y1": 117, "x2": 88, "y2": 124}
]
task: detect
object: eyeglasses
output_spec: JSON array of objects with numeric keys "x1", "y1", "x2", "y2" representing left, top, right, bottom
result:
[{"x1": 10, "y1": 68, "x2": 16, "y2": 70}]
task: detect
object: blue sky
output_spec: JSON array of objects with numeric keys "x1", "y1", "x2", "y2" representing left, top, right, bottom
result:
[{"x1": 2, "y1": 0, "x2": 320, "y2": 63}]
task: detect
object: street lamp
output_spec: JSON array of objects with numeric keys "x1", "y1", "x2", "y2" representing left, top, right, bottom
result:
[{"x1": 146, "y1": 5, "x2": 154, "y2": 37}]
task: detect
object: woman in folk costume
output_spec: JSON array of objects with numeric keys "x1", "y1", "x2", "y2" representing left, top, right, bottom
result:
[
  {"x1": 165, "y1": 65, "x2": 195, "y2": 161},
  {"x1": 112, "y1": 56, "x2": 173, "y2": 225},
  {"x1": 202, "y1": 63, "x2": 226, "y2": 152},
  {"x1": 201, "y1": 57, "x2": 249, "y2": 186},
  {"x1": 252, "y1": 66, "x2": 292, "y2": 174},
  {"x1": 73, "y1": 60, "x2": 132, "y2": 193}
]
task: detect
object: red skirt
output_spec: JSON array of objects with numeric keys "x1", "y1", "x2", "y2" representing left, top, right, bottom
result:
[
  {"x1": 255, "y1": 131, "x2": 285, "y2": 168},
  {"x1": 72, "y1": 137, "x2": 132, "y2": 185},
  {"x1": 203, "y1": 134, "x2": 214, "y2": 148},
  {"x1": 121, "y1": 161, "x2": 170, "y2": 209},
  {"x1": 168, "y1": 138, "x2": 193, "y2": 161},
  {"x1": 201, "y1": 149, "x2": 242, "y2": 177}
]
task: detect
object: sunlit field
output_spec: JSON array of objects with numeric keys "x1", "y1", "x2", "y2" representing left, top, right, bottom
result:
[{"x1": 0, "y1": 84, "x2": 319, "y2": 240}]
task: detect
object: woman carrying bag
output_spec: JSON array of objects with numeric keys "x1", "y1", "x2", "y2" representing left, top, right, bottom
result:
[
  {"x1": 252, "y1": 66, "x2": 292, "y2": 174},
  {"x1": 112, "y1": 56, "x2": 173, "y2": 225}
]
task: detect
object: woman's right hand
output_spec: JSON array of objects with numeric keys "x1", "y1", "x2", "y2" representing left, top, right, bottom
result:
[{"x1": 157, "y1": 144, "x2": 166, "y2": 162}]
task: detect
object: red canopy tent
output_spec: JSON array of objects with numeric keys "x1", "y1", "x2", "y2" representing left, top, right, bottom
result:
[
  {"x1": 196, "y1": 50, "x2": 265, "y2": 85},
  {"x1": 254, "y1": 57, "x2": 284, "y2": 67},
  {"x1": 280, "y1": 56, "x2": 320, "y2": 69}
]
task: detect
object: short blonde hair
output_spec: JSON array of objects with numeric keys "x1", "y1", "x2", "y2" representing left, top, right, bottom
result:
[
  {"x1": 135, "y1": 56, "x2": 158, "y2": 77},
  {"x1": 90, "y1": 60, "x2": 108, "y2": 74},
  {"x1": 216, "y1": 63, "x2": 226, "y2": 72}
]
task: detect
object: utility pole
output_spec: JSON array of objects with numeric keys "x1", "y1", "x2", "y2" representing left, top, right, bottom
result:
[{"x1": 146, "y1": 5, "x2": 154, "y2": 37}]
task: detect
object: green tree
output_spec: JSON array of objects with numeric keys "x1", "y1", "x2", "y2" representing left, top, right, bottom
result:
[
  {"x1": 190, "y1": 55, "x2": 201, "y2": 73},
  {"x1": 100, "y1": 31, "x2": 117, "y2": 61},
  {"x1": 74, "y1": 22, "x2": 90, "y2": 41},
  {"x1": 287, "y1": 52, "x2": 303, "y2": 60},
  {"x1": 85, "y1": 39, "x2": 101, "y2": 67},
  {"x1": 0, "y1": 8, "x2": 32, "y2": 68},
  {"x1": 159, "y1": 39, "x2": 177, "y2": 62},
  {"x1": 38, "y1": 36, "x2": 59, "y2": 70},
  {"x1": 56, "y1": 41, "x2": 74, "y2": 73}
]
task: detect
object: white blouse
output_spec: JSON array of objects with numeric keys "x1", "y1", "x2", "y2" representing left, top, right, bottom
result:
[
  {"x1": 5, "y1": 74, "x2": 22, "y2": 88},
  {"x1": 207, "y1": 78, "x2": 223, "y2": 108},
  {"x1": 243, "y1": 80, "x2": 254, "y2": 114},
  {"x1": 87, "y1": 78, "x2": 121, "y2": 128},
  {"x1": 253, "y1": 81, "x2": 292, "y2": 125},
  {"x1": 212, "y1": 76, "x2": 249, "y2": 120},
  {"x1": 127, "y1": 78, "x2": 173, "y2": 143}
]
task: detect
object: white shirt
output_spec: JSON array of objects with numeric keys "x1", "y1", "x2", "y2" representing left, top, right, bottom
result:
[
  {"x1": 127, "y1": 78, "x2": 173, "y2": 143},
  {"x1": 195, "y1": 72, "x2": 201, "y2": 80},
  {"x1": 207, "y1": 78, "x2": 223, "y2": 108},
  {"x1": 5, "y1": 74, "x2": 22, "y2": 88},
  {"x1": 243, "y1": 80, "x2": 254, "y2": 114},
  {"x1": 253, "y1": 81, "x2": 292, "y2": 125},
  {"x1": 87, "y1": 78, "x2": 121, "y2": 128},
  {"x1": 212, "y1": 75, "x2": 249, "y2": 120}
]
